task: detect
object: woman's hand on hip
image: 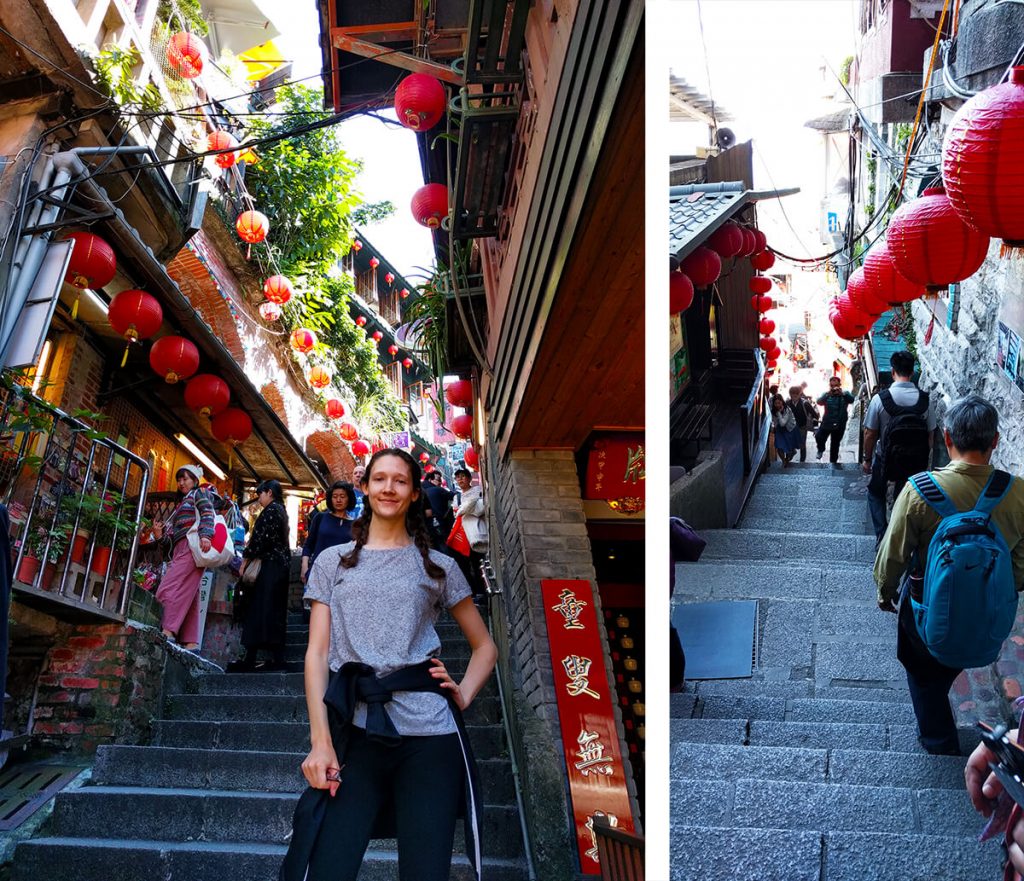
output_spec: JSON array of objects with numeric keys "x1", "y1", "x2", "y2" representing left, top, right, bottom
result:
[
  {"x1": 199, "y1": 536, "x2": 212, "y2": 553},
  {"x1": 302, "y1": 742, "x2": 342, "y2": 797},
  {"x1": 430, "y1": 657, "x2": 468, "y2": 710}
]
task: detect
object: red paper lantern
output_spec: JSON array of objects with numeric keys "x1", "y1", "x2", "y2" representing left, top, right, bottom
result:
[
  {"x1": 339, "y1": 422, "x2": 359, "y2": 442},
  {"x1": 369, "y1": 257, "x2": 379, "y2": 269},
  {"x1": 943, "y1": 68, "x2": 1024, "y2": 247},
  {"x1": 424, "y1": 463, "x2": 436, "y2": 474},
  {"x1": 751, "y1": 229, "x2": 768, "y2": 254},
  {"x1": 402, "y1": 357, "x2": 413, "y2": 369},
  {"x1": 861, "y1": 242, "x2": 924, "y2": 306},
  {"x1": 263, "y1": 275, "x2": 293, "y2": 305},
  {"x1": 325, "y1": 399, "x2": 345, "y2": 419},
  {"x1": 371, "y1": 330, "x2": 384, "y2": 343},
  {"x1": 356, "y1": 315, "x2": 367, "y2": 327},
  {"x1": 679, "y1": 246, "x2": 721, "y2": 288},
  {"x1": 388, "y1": 344, "x2": 399, "y2": 356},
  {"x1": 739, "y1": 227, "x2": 757, "y2": 257},
  {"x1": 670, "y1": 272, "x2": 694, "y2": 313},
  {"x1": 749, "y1": 276, "x2": 772, "y2": 295},
  {"x1": 419, "y1": 452, "x2": 431, "y2": 464},
  {"x1": 63, "y1": 232, "x2": 117, "y2": 290},
  {"x1": 259, "y1": 301, "x2": 282, "y2": 322},
  {"x1": 708, "y1": 222, "x2": 744, "y2": 259},
  {"x1": 206, "y1": 131, "x2": 237, "y2": 169},
  {"x1": 166, "y1": 32, "x2": 205, "y2": 79},
  {"x1": 108, "y1": 290, "x2": 163, "y2": 342},
  {"x1": 308, "y1": 365, "x2": 332, "y2": 389},
  {"x1": 759, "y1": 319, "x2": 776, "y2": 335},
  {"x1": 394, "y1": 73, "x2": 447, "y2": 131},
  {"x1": 750, "y1": 249, "x2": 775, "y2": 271},
  {"x1": 384, "y1": 272, "x2": 395, "y2": 286},
  {"x1": 451, "y1": 413, "x2": 473, "y2": 439},
  {"x1": 846, "y1": 266, "x2": 889, "y2": 316},
  {"x1": 411, "y1": 183, "x2": 448, "y2": 229},
  {"x1": 464, "y1": 446, "x2": 479, "y2": 469},
  {"x1": 768, "y1": 346, "x2": 782, "y2": 361},
  {"x1": 236, "y1": 210, "x2": 269, "y2": 244},
  {"x1": 750, "y1": 295, "x2": 774, "y2": 312},
  {"x1": 400, "y1": 288, "x2": 410, "y2": 299},
  {"x1": 886, "y1": 186, "x2": 989, "y2": 292},
  {"x1": 759, "y1": 336, "x2": 777, "y2": 352},
  {"x1": 829, "y1": 297, "x2": 873, "y2": 340},
  {"x1": 149, "y1": 335, "x2": 199, "y2": 384},
  {"x1": 351, "y1": 240, "x2": 363, "y2": 252},
  {"x1": 351, "y1": 439, "x2": 370, "y2": 457},
  {"x1": 211, "y1": 408, "x2": 252, "y2": 445},
  {"x1": 445, "y1": 379, "x2": 473, "y2": 409},
  {"x1": 185, "y1": 374, "x2": 230, "y2": 418},
  {"x1": 290, "y1": 328, "x2": 317, "y2": 354},
  {"x1": 767, "y1": 358, "x2": 778, "y2": 369}
]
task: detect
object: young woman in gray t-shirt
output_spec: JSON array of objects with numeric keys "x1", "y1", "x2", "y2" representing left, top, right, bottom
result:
[{"x1": 299, "y1": 448, "x2": 497, "y2": 881}]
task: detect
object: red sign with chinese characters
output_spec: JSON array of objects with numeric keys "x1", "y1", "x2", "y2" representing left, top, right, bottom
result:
[
  {"x1": 542, "y1": 579, "x2": 636, "y2": 875},
  {"x1": 583, "y1": 434, "x2": 645, "y2": 511}
]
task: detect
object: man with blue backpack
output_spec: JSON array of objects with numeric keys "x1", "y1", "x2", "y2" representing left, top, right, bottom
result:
[{"x1": 875, "y1": 395, "x2": 1024, "y2": 756}]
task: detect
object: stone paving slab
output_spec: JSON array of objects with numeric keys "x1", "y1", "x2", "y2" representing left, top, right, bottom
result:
[
  {"x1": 787, "y1": 698, "x2": 917, "y2": 725},
  {"x1": 827, "y1": 749, "x2": 967, "y2": 790},
  {"x1": 692, "y1": 679, "x2": 813, "y2": 699},
  {"x1": 671, "y1": 743, "x2": 827, "y2": 783},
  {"x1": 742, "y1": 515, "x2": 875, "y2": 537},
  {"x1": 817, "y1": 604, "x2": 900, "y2": 640},
  {"x1": 761, "y1": 600, "x2": 815, "y2": 668},
  {"x1": 816, "y1": 642, "x2": 906, "y2": 685},
  {"x1": 914, "y1": 788, "x2": 989, "y2": 837},
  {"x1": 671, "y1": 719, "x2": 747, "y2": 745},
  {"x1": 670, "y1": 694, "x2": 698, "y2": 719},
  {"x1": 700, "y1": 530, "x2": 876, "y2": 564},
  {"x1": 813, "y1": 684, "x2": 910, "y2": 703},
  {"x1": 669, "y1": 780, "x2": 735, "y2": 827},
  {"x1": 699, "y1": 695, "x2": 787, "y2": 721},
  {"x1": 823, "y1": 831, "x2": 1001, "y2": 881},
  {"x1": 747, "y1": 720, "x2": 889, "y2": 752},
  {"x1": 821, "y1": 566, "x2": 879, "y2": 602},
  {"x1": 669, "y1": 827, "x2": 822, "y2": 881},
  {"x1": 674, "y1": 562, "x2": 824, "y2": 601}
]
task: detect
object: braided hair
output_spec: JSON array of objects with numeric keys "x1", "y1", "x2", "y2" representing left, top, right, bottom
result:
[{"x1": 341, "y1": 449, "x2": 445, "y2": 580}]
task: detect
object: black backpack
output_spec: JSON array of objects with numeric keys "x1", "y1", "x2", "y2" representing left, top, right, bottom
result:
[{"x1": 878, "y1": 388, "x2": 931, "y2": 481}]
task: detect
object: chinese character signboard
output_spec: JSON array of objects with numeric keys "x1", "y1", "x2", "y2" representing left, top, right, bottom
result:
[
  {"x1": 391, "y1": 431, "x2": 410, "y2": 450},
  {"x1": 583, "y1": 433, "x2": 645, "y2": 514},
  {"x1": 542, "y1": 579, "x2": 635, "y2": 874}
]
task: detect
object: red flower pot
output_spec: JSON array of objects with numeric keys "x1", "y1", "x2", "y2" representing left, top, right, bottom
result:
[
  {"x1": 16, "y1": 554, "x2": 40, "y2": 585},
  {"x1": 71, "y1": 531, "x2": 89, "y2": 564},
  {"x1": 90, "y1": 545, "x2": 112, "y2": 576}
]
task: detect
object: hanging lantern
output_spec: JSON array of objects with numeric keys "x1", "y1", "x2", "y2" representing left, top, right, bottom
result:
[
  {"x1": 388, "y1": 344, "x2": 399, "y2": 356},
  {"x1": 829, "y1": 297, "x2": 873, "y2": 341},
  {"x1": 750, "y1": 249, "x2": 775, "y2": 272},
  {"x1": 351, "y1": 240, "x2": 363, "y2": 252},
  {"x1": 739, "y1": 227, "x2": 757, "y2": 257},
  {"x1": 750, "y1": 295, "x2": 774, "y2": 312},
  {"x1": 355, "y1": 315, "x2": 367, "y2": 327},
  {"x1": 211, "y1": 408, "x2": 252, "y2": 445},
  {"x1": 394, "y1": 73, "x2": 447, "y2": 131},
  {"x1": 759, "y1": 336, "x2": 777, "y2": 352},
  {"x1": 768, "y1": 345, "x2": 782, "y2": 361},
  {"x1": 424, "y1": 463, "x2": 436, "y2": 474},
  {"x1": 325, "y1": 399, "x2": 345, "y2": 419},
  {"x1": 862, "y1": 242, "x2": 924, "y2": 306},
  {"x1": 108, "y1": 290, "x2": 163, "y2": 366},
  {"x1": 351, "y1": 439, "x2": 370, "y2": 457},
  {"x1": 63, "y1": 232, "x2": 116, "y2": 290},
  {"x1": 419, "y1": 452, "x2": 431, "y2": 464},
  {"x1": 707, "y1": 222, "x2": 744, "y2": 260},
  {"x1": 308, "y1": 365, "x2": 332, "y2": 389},
  {"x1": 258, "y1": 301, "x2": 282, "y2": 322},
  {"x1": 400, "y1": 288, "x2": 410, "y2": 299},
  {"x1": 339, "y1": 422, "x2": 359, "y2": 442},
  {"x1": 749, "y1": 276, "x2": 772, "y2": 295},
  {"x1": 464, "y1": 446, "x2": 479, "y2": 469},
  {"x1": 759, "y1": 318, "x2": 776, "y2": 335},
  {"x1": 236, "y1": 210, "x2": 269, "y2": 244},
  {"x1": 451, "y1": 413, "x2": 473, "y2": 440},
  {"x1": 670, "y1": 272, "x2": 694, "y2": 314},
  {"x1": 943, "y1": 68, "x2": 1024, "y2": 249},
  {"x1": 767, "y1": 358, "x2": 778, "y2": 369},
  {"x1": 846, "y1": 266, "x2": 890, "y2": 316},
  {"x1": 384, "y1": 272, "x2": 395, "y2": 286},
  {"x1": 402, "y1": 357, "x2": 414, "y2": 369},
  {"x1": 445, "y1": 379, "x2": 473, "y2": 408},
  {"x1": 371, "y1": 330, "x2": 383, "y2": 343},
  {"x1": 206, "y1": 131, "x2": 238, "y2": 169},
  {"x1": 185, "y1": 374, "x2": 230, "y2": 418},
  {"x1": 149, "y1": 335, "x2": 199, "y2": 384},
  {"x1": 166, "y1": 32, "x2": 205, "y2": 79},
  {"x1": 886, "y1": 186, "x2": 989, "y2": 292},
  {"x1": 411, "y1": 183, "x2": 449, "y2": 229},
  {"x1": 290, "y1": 328, "x2": 318, "y2": 354},
  {"x1": 679, "y1": 246, "x2": 721, "y2": 288},
  {"x1": 263, "y1": 275, "x2": 293, "y2": 305},
  {"x1": 369, "y1": 257, "x2": 379, "y2": 269}
]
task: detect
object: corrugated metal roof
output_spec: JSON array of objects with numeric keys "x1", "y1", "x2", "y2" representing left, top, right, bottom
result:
[{"x1": 669, "y1": 73, "x2": 733, "y2": 124}]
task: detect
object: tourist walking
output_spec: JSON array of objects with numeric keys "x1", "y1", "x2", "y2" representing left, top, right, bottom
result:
[
  {"x1": 815, "y1": 376, "x2": 855, "y2": 463},
  {"x1": 422, "y1": 471, "x2": 455, "y2": 553},
  {"x1": 862, "y1": 350, "x2": 935, "y2": 541},
  {"x1": 453, "y1": 468, "x2": 488, "y2": 596},
  {"x1": 771, "y1": 394, "x2": 799, "y2": 467},
  {"x1": 786, "y1": 385, "x2": 817, "y2": 463},
  {"x1": 152, "y1": 464, "x2": 214, "y2": 651},
  {"x1": 874, "y1": 395, "x2": 1024, "y2": 755},
  {"x1": 301, "y1": 481, "x2": 356, "y2": 584},
  {"x1": 233, "y1": 480, "x2": 291, "y2": 672},
  {"x1": 280, "y1": 449, "x2": 496, "y2": 881}
]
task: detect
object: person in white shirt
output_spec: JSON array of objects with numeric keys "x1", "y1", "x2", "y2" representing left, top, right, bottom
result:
[{"x1": 453, "y1": 469, "x2": 487, "y2": 596}]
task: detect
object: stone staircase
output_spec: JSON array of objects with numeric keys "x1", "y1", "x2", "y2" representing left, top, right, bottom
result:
[
  {"x1": 13, "y1": 608, "x2": 528, "y2": 880},
  {"x1": 671, "y1": 462, "x2": 1004, "y2": 881}
]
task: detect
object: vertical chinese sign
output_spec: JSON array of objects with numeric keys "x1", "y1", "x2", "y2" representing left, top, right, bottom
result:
[{"x1": 542, "y1": 579, "x2": 636, "y2": 875}]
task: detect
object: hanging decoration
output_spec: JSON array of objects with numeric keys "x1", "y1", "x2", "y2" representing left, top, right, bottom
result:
[
  {"x1": 149, "y1": 335, "x2": 199, "y2": 384},
  {"x1": 290, "y1": 328, "x2": 318, "y2": 354},
  {"x1": 670, "y1": 272, "x2": 694, "y2": 314},
  {"x1": 759, "y1": 319, "x2": 776, "y2": 335},
  {"x1": 394, "y1": 73, "x2": 447, "y2": 131},
  {"x1": 107, "y1": 290, "x2": 163, "y2": 366},
  {"x1": 942, "y1": 68, "x2": 1024, "y2": 250},
  {"x1": 419, "y1": 452, "x2": 431, "y2": 464},
  {"x1": 451, "y1": 413, "x2": 474, "y2": 440},
  {"x1": 424, "y1": 463, "x2": 436, "y2": 474},
  {"x1": 206, "y1": 131, "x2": 238, "y2": 169},
  {"x1": 758, "y1": 336, "x2": 777, "y2": 352},
  {"x1": 738, "y1": 227, "x2": 757, "y2": 257},
  {"x1": 750, "y1": 249, "x2": 775, "y2": 272},
  {"x1": 445, "y1": 379, "x2": 473, "y2": 408},
  {"x1": 679, "y1": 246, "x2": 721, "y2": 288},
  {"x1": 63, "y1": 232, "x2": 117, "y2": 318},
  {"x1": 351, "y1": 439, "x2": 370, "y2": 457},
  {"x1": 211, "y1": 407, "x2": 252, "y2": 444},
  {"x1": 369, "y1": 257, "x2": 379, "y2": 269},
  {"x1": 749, "y1": 276, "x2": 772, "y2": 295},
  {"x1": 388, "y1": 344, "x2": 399, "y2": 356},
  {"x1": 862, "y1": 242, "x2": 924, "y2": 306},
  {"x1": 768, "y1": 345, "x2": 782, "y2": 361},
  {"x1": 385, "y1": 272, "x2": 395, "y2": 286},
  {"x1": 886, "y1": 186, "x2": 989, "y2": 292},
  {"x1": 185, "y1": 374, "x2": 230, "y2": 418},
  {"x1": 464, "y1": 446, "x2": 479, "y2": 470},
  {"x1": 339, "y1": 422, "x2": 359, "y2": 442},
  {"x1": 236, "y1": 210, "x2": 269, "y2": 258},
  {"x1": 371, "y1": 330, "x2": 384, "y2": 343},
  {"x1": 751, "y1": 229, "x2": 768, "y2": 254},
  {"x1": 263, "y1": 275, "x2": 293, "y2": 305},
  {"x1": 351, "y1": 240, "x2": 363, "y2": 252},
  {"x1": 356, "y1": 315, "x2": 367, "y2": 327},
  {"x1": 402, "y1": 357, "x2": 414, "y2": 369},
  {"x1": 307, "y1": 365, "x2": 332, "y2": 389},
  {"x1": 258, "y1": 301, "x2": 282, "y2": 322},
  {"x1": 750, "y1": 295, "x2": 774, "y2": 312},
  {"x1": 166, "y1": 32, "x2": 206, "y2": 79},
  {"x1": 325, "y1": 399, "x2": 346, "y2": 419},
  {"x1": 411, "y1": 183, "x2": 449, "y2": 229},
  {"x1": 846, "y1": 265, "x2": 891, "y2": 317},
  {"x1": 828, "y1": 297, "x2": 873, "y2": 341},
  {"x1": 400, "y1": 288, "x2": 410, "y2": 299},
  {"x1": 707, "y1": 222, "x2": 744, "y2": 259}
]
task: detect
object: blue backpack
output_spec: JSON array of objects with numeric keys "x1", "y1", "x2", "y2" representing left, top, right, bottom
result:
[{"x1": 908, "y1": 470, "x2": 1018, "y2": 669}]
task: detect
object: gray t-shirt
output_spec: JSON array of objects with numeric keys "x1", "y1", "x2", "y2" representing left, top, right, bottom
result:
[
  {"x1": 304, "y1": 541, "x2": 472, "y2": 735},
  {"x1": 864, "y1": 381, "x2": 937, "y2": 462}
]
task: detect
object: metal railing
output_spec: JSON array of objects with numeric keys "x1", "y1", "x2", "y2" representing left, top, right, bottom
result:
[
  {"x1": 593, "y1": 814, "x2": 644, "y2": 881},
  {"x1": 739, "y1": 349, "x2": 768, "y2": 475},
  {"x1": 1, "y1": 382, "x2": 149, "y2": 619}
]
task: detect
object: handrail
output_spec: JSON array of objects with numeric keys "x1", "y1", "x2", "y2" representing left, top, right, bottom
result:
[
  {"x1": 740, "y1": 349, "x2": 767, "y2": 475},
  {"x1": 593, "y1": 813, "x2": 644, "y2": 880}
]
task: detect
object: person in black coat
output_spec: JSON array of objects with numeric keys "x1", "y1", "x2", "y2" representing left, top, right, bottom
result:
[{"x1": 422, "y1": 472, "x2": 454, "y2": 553}]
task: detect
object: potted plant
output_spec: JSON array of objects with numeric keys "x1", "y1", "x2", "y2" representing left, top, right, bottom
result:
[
  {"x1": 61, "y1": 492, "x2": 102, "y2": 564},
  {"x1": 28, "y1": 522, "x2": 72, "y2": 590},
  {"x1": 89, "y1": 492, "x2": 129, "y2": 576},
  {"x1": 15, "y1": 527, "x2": 43, "y2": 585}
]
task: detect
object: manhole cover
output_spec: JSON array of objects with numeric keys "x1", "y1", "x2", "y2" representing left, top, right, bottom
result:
[{"x1": 0, "y1": 763, "x2": 81, "y2": 831}]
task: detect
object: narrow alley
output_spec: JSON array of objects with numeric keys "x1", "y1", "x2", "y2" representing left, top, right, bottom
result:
[{"x1": 671, "y1": 461, "x2": 1003, "y2": 881}]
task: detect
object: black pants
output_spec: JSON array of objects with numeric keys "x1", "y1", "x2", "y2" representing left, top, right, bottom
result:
[
  {"x1": 307, "y1": 728, "x2": 465, "y2": 881},
  {"x1": 455, "y1": 550, "x2": 486, "y2": 596},
  {"x1": 896, "y1": 599, "x2": 962, "y2": 755},
  {"x1": 815, "y1": 424, "x2": 845, "y2": 463}
]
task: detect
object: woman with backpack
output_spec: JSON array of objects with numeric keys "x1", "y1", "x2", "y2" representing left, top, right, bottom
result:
[{"x1": 771, "y1": 394, "x2": 800, "y2": 467}]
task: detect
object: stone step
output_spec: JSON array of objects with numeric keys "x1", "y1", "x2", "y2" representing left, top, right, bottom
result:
[
  {"x1": 667, "y1": 827, "x2": 1000, "y2": 881},
  {"x1": 688, "y1": 678, "x2": 910, "y2": 704},
  {"x1": 697, "y1": 529, "x2": 877, "y2": 564},
  {"x1": 741, "y1": 512, "x2": 874, "y2": 536},
  {"x1": 670, "y1": 742, "x2": 968, "y2": 790},
  {"x1": 695, "y1": 695, "x2": 916, "y2": 725},
  {"x1": 164, "y1": 693, "x2": 502, "y2": 725},
  {"x1": 12, "y1": 837, "x2": 527, "y2": 881},
  {"x1": 93, "y1": 746, "x2": 515, "y2": 804},
  {"x1": 47, "y1": 787, "x2": 524, "y2": 858},
  {"x1": 674, "y1": 560, "x2": 879, "y2": 603}
]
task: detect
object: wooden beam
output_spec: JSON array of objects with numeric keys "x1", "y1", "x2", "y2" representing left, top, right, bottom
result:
[
  {"x1": 330, "y1": 29, "x2": 463, "y2": 84},
  {"x1": 337, "y1": 21, "x2": 419, "y2": 42}
]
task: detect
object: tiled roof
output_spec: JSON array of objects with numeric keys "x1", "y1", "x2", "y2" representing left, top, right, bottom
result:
[{"x1": 668, "y1": 182, "x2": 749, "y2": 265}]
